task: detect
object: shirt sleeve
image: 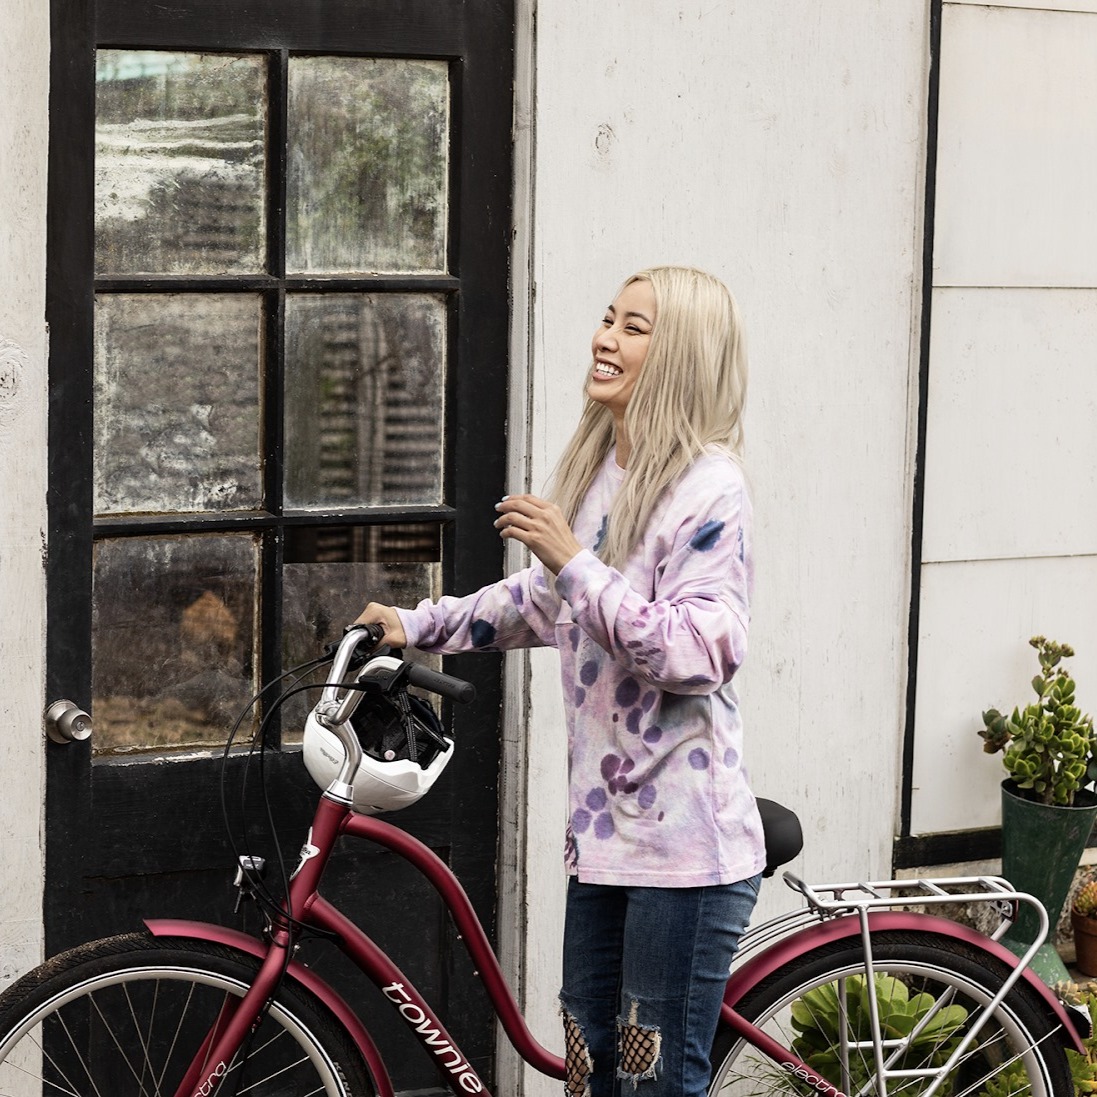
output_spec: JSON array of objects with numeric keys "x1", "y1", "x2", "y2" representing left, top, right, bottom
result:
[
  {"x1": 553, "y1": 464, "x2": 751, "y2": 693},
  {"x1": 396, "y1": 563, "x2": 562, "y2": 654}
]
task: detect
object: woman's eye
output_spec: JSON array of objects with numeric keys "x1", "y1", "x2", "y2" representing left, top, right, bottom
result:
[{"x1": 625, "y1": 325, "x2": 642, "y2": 334}]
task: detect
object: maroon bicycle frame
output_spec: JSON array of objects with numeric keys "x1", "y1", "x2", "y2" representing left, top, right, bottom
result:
[{"x1": 149, "y1": 791, "x2": 1081, "y2": 1097}]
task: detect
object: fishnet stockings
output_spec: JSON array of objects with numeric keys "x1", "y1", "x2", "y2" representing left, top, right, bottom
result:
[
  {"x1": 563, "y1": 1010, "x2": 592, "y2": 1096},
  {"x1": 618, "y1": 1022, "x2": 661, "y2": 1077}
]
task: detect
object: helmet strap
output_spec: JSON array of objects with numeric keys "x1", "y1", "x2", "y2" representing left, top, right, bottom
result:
[{"x1": 394, "y1": 689, "x2": 419, "y2": 764}]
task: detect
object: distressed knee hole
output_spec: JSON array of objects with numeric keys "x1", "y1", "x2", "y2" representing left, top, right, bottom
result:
[
  {"x1": 616, "y1": 1001, "x2": 662, "y2": 1083},
  {"x1": 561, "y1": 1007, "x2": 593, "y2": 1097}
]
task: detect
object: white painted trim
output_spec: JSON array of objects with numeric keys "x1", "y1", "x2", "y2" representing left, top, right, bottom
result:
[
  {"x1": 0, "y1": 0, "x2": 50, "y2": 991},
  {"x1": 946, "y1": 1, "x2": 1097, "y2": 13},
  {"x1": 495, "y1": 0, "x2": 541, "y2": 1091}
]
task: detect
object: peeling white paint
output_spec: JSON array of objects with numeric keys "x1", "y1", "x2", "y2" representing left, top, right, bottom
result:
[{"x1": 0, "y1": 336, "x2": 27, "y2": 425}]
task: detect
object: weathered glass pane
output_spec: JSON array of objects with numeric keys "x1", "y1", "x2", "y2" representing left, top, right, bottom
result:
[
  {"x1": 94, "y1": 294, "x2": 263, "y2": 515},
  {"x1": 284, "y1": 294, "x2": 444, "y2": 508},
  {"x1": 281, "y1": 525, "x2": 442, "y2": 742},
  {"x1": 95, "y1": 50, "x2": 267, "y2": 275},
  {"x1": 287, "y1": 58, "x2": 448, "y2": 274},
  {"x1": 92, "y1": 535, "x2": 258, "y2": 754}
]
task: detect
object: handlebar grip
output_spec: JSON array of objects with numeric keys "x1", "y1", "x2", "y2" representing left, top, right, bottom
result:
[{"x1": 406, "y1": 662, "x2": 477, "y2": 705}]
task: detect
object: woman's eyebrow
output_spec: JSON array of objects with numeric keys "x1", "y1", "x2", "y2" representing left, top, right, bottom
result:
[{"x1": 605, "y1": 304, "x2": 652, "y2": 325}]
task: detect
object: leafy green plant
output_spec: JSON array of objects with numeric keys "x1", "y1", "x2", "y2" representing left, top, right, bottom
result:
[
  {"x1": 790, "y1": 973, "x2": 968, "y2": 1094},
  {"x1": 1058, "y1": 984, "x2": 1097, "y2": 1094},
  {"x1": 977, "y1": 1063, "x2": 1031, "y2": 1097},
  {"x1": 979, "y1": 637, "x2": 1097, "y2": 807}
]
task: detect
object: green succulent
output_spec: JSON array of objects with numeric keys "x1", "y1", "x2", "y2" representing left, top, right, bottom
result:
[
  {"x1": 977, "y1": 1063, "x2": 1031, "y2": 1097},
  {"x1": 790, "y1": 973, "x2": 968, "y2": 1095},
  {"x1": 979, "y1": 637, "x2": 1097, "y2": 807},
  {"x1": 1065, "y1": 990, "x2": 1097, "y2": 1094},
  {"x1": 1075, "y1": 882, "x2": 1097, "y2": 918}
]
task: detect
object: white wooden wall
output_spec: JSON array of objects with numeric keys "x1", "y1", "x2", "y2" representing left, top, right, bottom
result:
[
  {"x1": 499, "y1": 2, "x2": 930, "y2": 1090},
  {"x1": 910, "y1": 2, "x2": 1097, "y2": 836},
  {"x1": 0, "y1": 0, "x2": 50, "y2": 989}
]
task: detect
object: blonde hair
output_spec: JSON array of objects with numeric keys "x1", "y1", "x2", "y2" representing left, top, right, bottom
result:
[{"x1": 548, "y1": 266, "x2": 748, "y2": 570}]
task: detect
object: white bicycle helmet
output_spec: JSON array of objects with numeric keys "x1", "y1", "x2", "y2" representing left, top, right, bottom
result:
[{"x1": 303, "y1": 656, "x2": 454, "y2": 815}]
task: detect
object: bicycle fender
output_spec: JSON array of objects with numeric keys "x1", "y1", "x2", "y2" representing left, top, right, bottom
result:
[
  {"x1": 723, "y1": 910, "x2": 1085, "y2": 1053},
  {"x1": 145, "y1": 919, "x2": 396, "y2": 1097}
]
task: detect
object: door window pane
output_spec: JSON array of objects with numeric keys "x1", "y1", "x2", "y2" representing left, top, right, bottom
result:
[
  {"x1": 95, "y1": 50, "x2": 267, "y2": 275},
  {"x1": 92, "y1": 535, "x2": 258, "y2": 754},
  {"x1": 286, "y1": 57, "x2": 449, "y2": 274},
  {"x1": 94, "y1": 294, "x2": 263, "y2": 515},
  {"x1": 283, "y1": 294, "x2": 445, "y2": 508},
  {"x1": 281, "y1": 524, "x2": 442, "y2": 741}
]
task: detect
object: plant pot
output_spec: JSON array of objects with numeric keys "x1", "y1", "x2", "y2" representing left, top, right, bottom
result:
[
  {"x1": 999, "y1": 780, "x2": 1097, "y2": 985},
  {"x1": 1072, "y1": 910, "x2": 1097, "y2": 978}
]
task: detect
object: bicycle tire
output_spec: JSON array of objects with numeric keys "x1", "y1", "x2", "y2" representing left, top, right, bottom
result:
[
  {"x1": 0, "y1": 931, "x2": 378, "y2": 1097},
  {"x1": 708, "y1": 930, "x2": 1073, "y2": 1097}
]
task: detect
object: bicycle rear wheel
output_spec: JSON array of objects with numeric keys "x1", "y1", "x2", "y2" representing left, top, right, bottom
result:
[
  {"x1": 0, "y1": 931, "x2": 377, "y2": 1097},
  {"x1": 708, "y1": 930, "x2": 1073, "y2": 1097}
]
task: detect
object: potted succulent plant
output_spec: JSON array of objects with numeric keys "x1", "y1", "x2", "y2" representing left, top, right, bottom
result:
[
  {"x1": 978, "y1": 636, "x2": 1097, "y2": 984},
  {"x1": 1072, "y1": 882, "x2": 1097, "y2": 978}
]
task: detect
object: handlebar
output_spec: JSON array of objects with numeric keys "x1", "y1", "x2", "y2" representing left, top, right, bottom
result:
[
  {"x1": 314, "y1": 625, "x2": 475, "y2": 804},
  {"x1": 320, "y1": 624, "x2": 477, "y2": 726},
  {"x1": 405, "y1": 662, "x2": 477, "y2": 705}
]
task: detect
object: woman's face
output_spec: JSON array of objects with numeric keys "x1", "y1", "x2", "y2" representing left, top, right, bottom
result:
[{"x1": 587, "y1": 279, "x2": 656, "y2": 418}]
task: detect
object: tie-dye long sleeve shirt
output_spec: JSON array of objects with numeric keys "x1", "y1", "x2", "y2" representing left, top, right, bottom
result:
[{"x1": 396, "y1": 447, "x2": 766, "y2": 888}]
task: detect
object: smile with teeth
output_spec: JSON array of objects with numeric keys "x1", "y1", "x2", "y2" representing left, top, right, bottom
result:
[{"x1": 593, "y1": 360, "x2": 622, "y2": 378}]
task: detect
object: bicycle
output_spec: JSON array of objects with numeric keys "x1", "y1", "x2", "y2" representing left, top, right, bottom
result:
[{"x1": 0, "y1": 625, "x2": 1085, "y2": 1097}]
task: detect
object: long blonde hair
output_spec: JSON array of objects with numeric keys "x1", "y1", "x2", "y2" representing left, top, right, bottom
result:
[{"x1": 548, "y1": 266, "x2": 748, "y2": 570}]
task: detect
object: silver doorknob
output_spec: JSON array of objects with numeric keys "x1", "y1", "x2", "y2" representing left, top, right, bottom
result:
[{"x1": 45, "y1": 699, "x2": 93, "y2": 744}]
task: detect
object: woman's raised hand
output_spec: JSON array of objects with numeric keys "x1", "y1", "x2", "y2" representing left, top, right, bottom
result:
[
  {"x1": 354, "y1": 602, "x2": 407, "y2": 648},
  {"x1": 494, "y1": 494, "x2": 584, "y2": 574}
]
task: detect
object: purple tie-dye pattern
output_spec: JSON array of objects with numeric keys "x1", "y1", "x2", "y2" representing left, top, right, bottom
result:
[
  {"x1": 395, "y1": 446, "x2": 764, "y2": 887},
  {"x1": 689, "y1": 519, "x2": 725, "y2": 552},
  {"x1": 600, "y1": 753, "x2": 621, "y2": 782},
  {"x1": 688, "y1": 748, "x2": 710, "y2": 770},
  {"x1": 615, "y1": 678, "x2": 641, "y2": 707}
]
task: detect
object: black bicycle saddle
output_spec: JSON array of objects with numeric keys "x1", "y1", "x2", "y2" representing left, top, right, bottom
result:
[{"x1": 756, "y1": 798, "x2": 803, "y2": 877}]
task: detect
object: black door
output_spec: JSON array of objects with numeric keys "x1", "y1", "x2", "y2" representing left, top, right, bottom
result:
[{"x1": 45, "y1": 1, "x2": 513, "y2": 1090}]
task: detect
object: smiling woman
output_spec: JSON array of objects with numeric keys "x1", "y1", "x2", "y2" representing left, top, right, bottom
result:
[
  {"x1": 357, "y1": 265, "x2": 759, "y2": 1097},
  {"x1": 587, "y1": 277, "x2": 656, "y2": 442}
]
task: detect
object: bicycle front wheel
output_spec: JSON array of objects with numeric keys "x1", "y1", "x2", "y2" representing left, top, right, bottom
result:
[
  {"x1": 709, "y1": 930, "x2": 1073, "y2": 1097},
  {"x1": 0, "y1": 931, "x2": 378, "y2": 1097}
]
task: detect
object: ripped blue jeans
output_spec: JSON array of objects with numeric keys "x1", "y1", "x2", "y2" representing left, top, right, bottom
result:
[{"x1": 559, "y1": 875, "x2": 760, "y2": 1097}]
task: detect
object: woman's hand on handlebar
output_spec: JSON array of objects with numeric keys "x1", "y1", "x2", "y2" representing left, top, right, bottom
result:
[{"x1": 354, "y1": 603, "x2": 407, "y2": 648}]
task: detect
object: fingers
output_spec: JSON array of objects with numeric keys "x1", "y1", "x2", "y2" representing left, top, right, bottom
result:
[
  {"x1": 492, "y1": 494, "x2": 582, "y2": 573},
  {"x1": 493, "y1": 494, "x2": 561, "y2": 530},
  {"x1": 354, "y1": 602, "x2": 407, "y2": 647}
]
